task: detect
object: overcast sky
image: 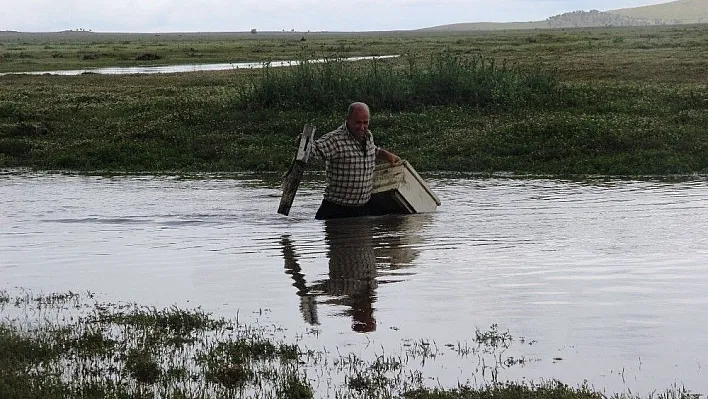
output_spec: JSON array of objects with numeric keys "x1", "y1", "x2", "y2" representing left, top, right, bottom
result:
[{"x1": 4, "y1": 0, "x2": 674, "y2": 32}]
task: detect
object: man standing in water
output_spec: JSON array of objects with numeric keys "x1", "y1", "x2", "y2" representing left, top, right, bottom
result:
[{"x1": 312, "y1": 102, "x2": 400, "y2": 220}]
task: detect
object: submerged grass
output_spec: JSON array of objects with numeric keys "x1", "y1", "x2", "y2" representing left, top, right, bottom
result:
[
  {"x1": 0, "y1": 289, "x2": 701, "y2": 399},
  {"x1": 0, "y1": 290, "x2": 309, "y2": 399}
]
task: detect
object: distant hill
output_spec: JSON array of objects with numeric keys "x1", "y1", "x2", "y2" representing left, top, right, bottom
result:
[
  {"x1": 418, "y1": 21, "x2": 547, "y2": 32},
  {"x1": 420, "y1": 0, "x2": 707, "y2": 31},
  {"x1": 607, "y1": 0, "x2": 708, "y2": 24}
]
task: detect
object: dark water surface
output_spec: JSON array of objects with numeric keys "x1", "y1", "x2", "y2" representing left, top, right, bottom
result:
[{"x1": 2, "y1": 171, "x2": 707, "y2": 395}]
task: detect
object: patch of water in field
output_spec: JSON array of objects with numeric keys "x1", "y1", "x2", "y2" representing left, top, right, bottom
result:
[
  {"x1": 1, "y1": 171, "x2": 707, "y2": 395},
  {"x1": 0, "y1": 55, "x2": 398, "y2": 76}
]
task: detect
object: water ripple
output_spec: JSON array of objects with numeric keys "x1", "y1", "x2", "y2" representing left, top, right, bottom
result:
[{"x1": 2, "y1": 172, "x2": 708, "y2": 393}]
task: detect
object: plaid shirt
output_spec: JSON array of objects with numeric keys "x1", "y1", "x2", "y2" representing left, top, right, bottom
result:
[{"x1": 313, "y1": 123, "x2": 380, "y2": 206}]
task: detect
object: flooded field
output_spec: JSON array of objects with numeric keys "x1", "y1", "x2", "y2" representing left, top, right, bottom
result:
[{"x1": 1, "y1": 171, "x2": 707, "y2": 395}]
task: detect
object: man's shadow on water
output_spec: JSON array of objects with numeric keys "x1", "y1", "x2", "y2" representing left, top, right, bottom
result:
[{"x1": 280, "y1": 214, "x2": 428, "y2": 333}]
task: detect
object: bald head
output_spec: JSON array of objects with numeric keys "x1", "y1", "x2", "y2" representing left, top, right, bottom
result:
[
  {"x1": 345, "y1": 102, "x2": 370, "y2": 141},
  {"x1": 347, "y1": 102, "x2": 370, "y2": 118}
]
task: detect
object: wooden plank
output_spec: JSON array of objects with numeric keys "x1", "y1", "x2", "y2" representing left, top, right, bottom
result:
[
  {"x1": 280, "y1": 235, "x2": 319, "y2": 324},
  {"x1": 277, "y1": 124, "x2": 316, "y2": 216}
]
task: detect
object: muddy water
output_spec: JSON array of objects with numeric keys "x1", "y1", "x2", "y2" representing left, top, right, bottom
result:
[{"x1": 2, "y1": 171, "x2": 707, "y2": 394}]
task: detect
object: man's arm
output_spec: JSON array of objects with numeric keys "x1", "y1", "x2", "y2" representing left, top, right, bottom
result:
[{"x1": 376, "y1": 148, "x2": 401, "y2": 165}]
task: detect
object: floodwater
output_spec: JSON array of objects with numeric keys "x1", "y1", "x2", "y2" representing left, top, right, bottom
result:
[
  {"x1": 0, "y1": 55, "x2": 398, "y2": 76},
  {"x1": 2, "y1": 171, "x2": 707, "y2": 395}
]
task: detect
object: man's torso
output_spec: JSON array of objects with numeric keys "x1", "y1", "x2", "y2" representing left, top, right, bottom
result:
[{"x1": 313, "y1": 124, "x2": 378, "y2": 206}]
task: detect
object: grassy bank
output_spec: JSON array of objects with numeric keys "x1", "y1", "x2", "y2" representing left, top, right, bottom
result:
[
  {"x1": 1, "y1": 26, "x2": 707, "y2": 175},
  {"x1": 0, "y1": 289, "x2": 698, "y2": 399},
  {"x1": 2, "y1": 26, "x2": 707, "y2": 84}
]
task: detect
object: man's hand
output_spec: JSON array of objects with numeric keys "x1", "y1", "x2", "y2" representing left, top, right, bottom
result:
[
  {"x1": 386, "y1": 152, "x2": 401, "y2": 165},
  {"x1": 378, "y1": 149, "x2": 401, "y2": 165}
]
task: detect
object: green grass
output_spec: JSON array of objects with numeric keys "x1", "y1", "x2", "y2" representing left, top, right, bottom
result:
[
  {"x1": 2, "y1": 26, "x2": 707, "y2": 83},
  {"x1": 0, "y1": 289, "x2": 700, "y2": 399},
  {"x1": 0, "y1": 290, "x2": 310, "y2": 399},
  {"x1": 237, "y1": 54, "x2": 560, "y2": 111},
  {"x1": 1, "y1": 26, "x2": 707, "y2": 175}
]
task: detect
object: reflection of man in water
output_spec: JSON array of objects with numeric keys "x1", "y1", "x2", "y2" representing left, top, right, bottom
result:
[
  {"x1": 281, "y1": 215, "x2": 427, "y2": 333},
  {"x1": 321, "y1": 217, "x2": 378, "y2": 332},
  {"x1": 280, "y1": 218, "x2": 378, "y2": 332}
]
